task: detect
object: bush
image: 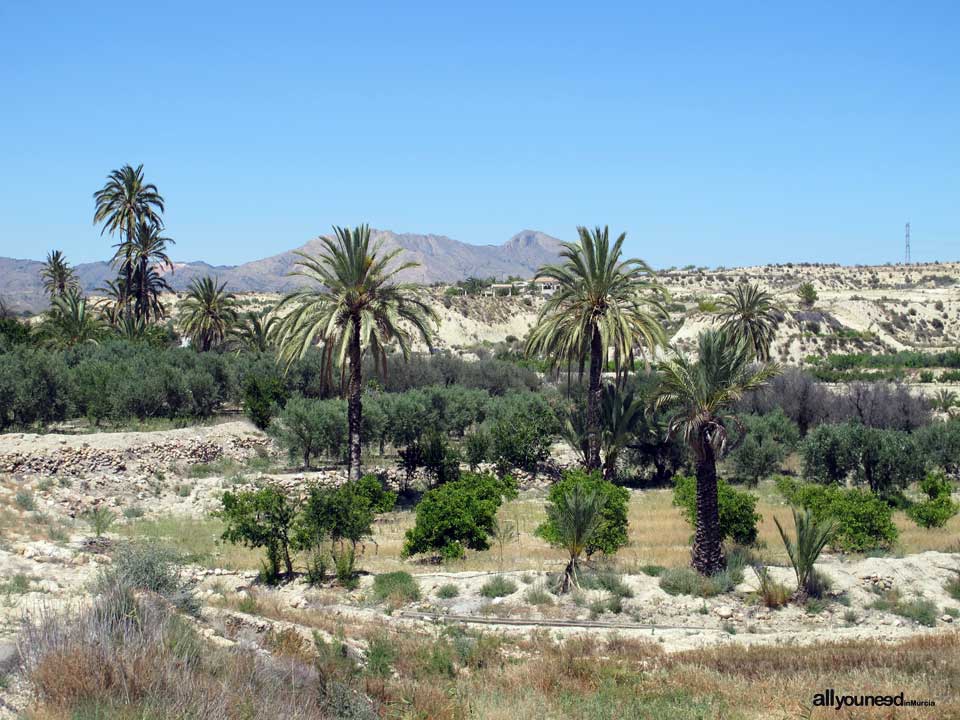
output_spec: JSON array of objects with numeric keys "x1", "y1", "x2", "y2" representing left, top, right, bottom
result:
[
  {"x1": 371, "y1": 571, "x2": 421, "y2": 604},
  {"x1": 800, "y1": 423, "x2": 858, "y2": 484},
  {"x1": 776, "y1": 476, "x2": 898, "y2": 551},
  {"x1": 436, "y1": 583, "x2": 460, "y2": 599},
  {"x1": 852, "y1": 426, "x2": 925, "y2": 495},
  {"x1": 269, "y1": 396, "x2": 347, "y2": 468},
  {"x1": 535, "y1": 469, "x2": 629, "y2": 557},
  {"x1": 464, "y1": 429, "x2": 491, "y2": 470},
  {"x1": 82, "y1": 506, "x2": 116, "y2": 537},
  {"x1": 659, "y1": 567, "x2": 728, "y2": 598},
  {"x1": 729, "y1": 410, "x2": 799, "y2": 484},
  {"x1": 420, "y1": 431, "x2": 462, "y2": 486},
  {"x1": 672, "y1": 474, "x2": 760, "y2": 545},
  {"x1": 217, "y1": 485, "x2": 299, "y2": 581},
  {"x1": 916, "y1": 420, "x2": 960, "y2": 475},
  {"x1": 97, "y1": 541, "x2": 199, "y2": 615},
  {"x1": 479, "y1": 576, "x2": 517, "y2": 598},
  {"x1": 402, "y1": 473, "x2": 517, "y2": 560},
  {"x1": 488, "y1": 393, "x2": 557, "y2": 473},
  {"x1": 906, "y1": 470, "x2": 958, "y2": 529},
  {"x1": 242, "y1": 370, "x2": 287, "y2": 430}
]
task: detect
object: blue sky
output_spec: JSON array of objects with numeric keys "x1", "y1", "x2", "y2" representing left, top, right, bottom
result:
[{"x1": 1, "y1": 1, "x2": 957, "y2": 268}]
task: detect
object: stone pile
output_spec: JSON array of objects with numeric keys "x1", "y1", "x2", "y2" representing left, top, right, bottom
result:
[{"x1": 861, "y1": 574, "x2": 895, "y2": 592}]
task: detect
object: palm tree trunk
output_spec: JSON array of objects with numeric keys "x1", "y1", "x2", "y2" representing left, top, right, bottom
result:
[
  {"x1": 347, "y1": 314, "x2": 363, "y2": 482},
  {"x1": 586, "y1": 325, "x2": 603, "y2": 471},
  {"x1": 692, "y1": 437, "x2": 725, "y2": 575}
]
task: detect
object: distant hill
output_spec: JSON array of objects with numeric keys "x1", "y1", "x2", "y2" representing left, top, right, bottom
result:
[{"x1": 0, "y1": 229, "x2": 565, "y2": 312}]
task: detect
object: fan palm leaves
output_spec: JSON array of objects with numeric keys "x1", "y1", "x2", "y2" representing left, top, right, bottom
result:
[
  {"x1": 40, "y1": 250, "x2": 79, "y2": 297},
  {"x1": 271, "y1": 224, "x2": 437, "y2": 481},
  {"x1": 526, "y1": 226, "x2": 668, "y2": 471},
  {"x1": 654, "y1": 329, "x2": 779, "y2": 574},
  {"x1": 179, "y1": 277, "x2": 238, "y2": 352},
  {"x1": 40, "y1": 289, "x2": 105, "y2": 349},
  {"x1": 715, "y1": 282, "x2": 781, "y2": 361},
  {"x1": 93, "y1": 164, "x2": 165, "y2": 314}
]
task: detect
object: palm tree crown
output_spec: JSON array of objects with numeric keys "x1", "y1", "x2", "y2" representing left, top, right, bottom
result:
[
  {"x1": 526, "y1": 226, "x2": 668, "y2": 470},
  {"x1": 40, "y1": 250, "x2": 79, "y2": 297},
  {"x1": 715, "y1": 282, "x2": 781, "y2": 361},
  {"x1": 179, "y1": 277, "x2": 238, "y2": 352},
  {"x1": 272, "y1": 224, "x2": 437, "y2": 480},
  {"x1": 41, "y1": 289, "x2": 105, "y2": 349},
  {"x1": 655, "y1": 328, "x2": 779, "y2": 574},
  {"x1": 127, "y1": 220, "x2": 175, "y2": 322}
]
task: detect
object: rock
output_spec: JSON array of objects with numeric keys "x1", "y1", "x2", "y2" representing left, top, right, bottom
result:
[
  {"x1": 714, "y1": 606, "x2": 734, "y2": 620},
  {"x1": 942, "y1": 614, "x2": 955, "y2": 624}
]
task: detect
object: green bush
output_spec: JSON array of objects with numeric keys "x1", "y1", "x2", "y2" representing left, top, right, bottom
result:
[
  {"x1": 800, "y1": 423, "x2": 858, "y2": 484},
  {"x1": 487, "y1": 393, "x2": 557, "y2": 474},
  {"x1": 420, "y1": 431, "x2": 462, "y2": 486},
  {"x1": 97, "y1": 541, "x2": 199, "y2": 615},
  {"x1": 535, "y1": 469, "x2": 629, "y2": 557},
  {"x1": 371, "y1": 571, "x2": 421, "y2": 603},
  {"x1": 242, "y1": 370, "x2": 287, "y2": 430},
  {"x1": 906, "y1": 470, "x2": 958, "y2": 529},
  {"x1": 672, "y1": 474, "x2": 760, "y2": 545},
  {"x1": 268, "y1": 396, "x2": 347, "y2": 468},
  {"x1": 776, "y1": 476, "x2": 898, "y2": 551},
  {"x1": 729, "y1": 410, "x2": 799, "y2": 485},
  {"x1": 217, "y1": 485, "x2": 299, "y2": 581},
  {"x1": 916, "y1": 420, "x2": 960, "y2": 475},
  {"x1": 464, "y1": 429, "x2": 491, "y2": 469},
  {"x1": 658, "y1": 567, "x2": 734, "y2": 598},
  {"x1": 852, "y1": 426, "x2": 925, "y2": 495},
  {"x1": 436, "y1": 583, "x2": 460, "y2": 599},
  {"x1": 402, "y1": 473, "x2": 517, "y2": 560},
  {"x1": 479, "y1": 575, "x2": 517, "y2": 598}
]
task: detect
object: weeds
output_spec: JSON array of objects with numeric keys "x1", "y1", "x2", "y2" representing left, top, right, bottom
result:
[
  {"x1": 82, "y1": 506, "x2": 116, "y2": 537},
  {"x1": 371, "y1": 571, "x2": 421, "y2": 604},
  {"x1": 479, "y1": 575, "x2": 518, "y2": 598},
  {"x1": 436, "y1": 583, "x2": 460, "y2": 599}
]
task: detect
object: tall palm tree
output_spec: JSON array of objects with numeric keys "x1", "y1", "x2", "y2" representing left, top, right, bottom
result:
[
  {"x1": 40, "y1": 289, "x2": 105, "y2": 349},
  {"x1": 93, "y1": 164, "x2": 165, "y2": 315},
  {"x1": 128, "y1": 220, "x2": 175, "y2": 322},
  {"x1": 94, "y1": 278, "x2": 129, "y2": 327},
  {"x1": 715, "y1": 282, "x2": 781, "y2": 361},
  {"x1": 526, "y1": 226, "x2": 668, "y2": 471},
  {"x1": 272, "y1": 225, "x2": 437, "y2": 481},
  {"x1": 40, "y1": 250, "x2": 79, "y2": 297},
  {"x1": 654, "y1": 329, "x2": 779, "y2": 575},
  {"x1": 179, "y1": 277, "x2": 238, "y2": 351}
]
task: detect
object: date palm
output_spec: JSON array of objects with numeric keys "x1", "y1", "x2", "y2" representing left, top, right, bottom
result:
[
  {"x1": 231, "y1": 309, "x2": 276, "y2": 353},
  {"x1": 41, "y1": 289, "x2": 105, "y2": 349},
  {"x1": 40, "y1": 250, "x2": 79, "y2": 297},
  {"x1": 655, "y1": 329, "x2": 779, "y2": 575},
  {"x1": 179, "y1": 277, "x2": 238, "y2": 351},
  {"x1": 272, "y1": 224, "x2": 437, "y2": 481},
  {"x1": 561, "y1": 382, "x2": 647, "y2": 480},
  {"x1": 128, "y1": 220, "x2": 175, "y2": 322},
  {"x1": 94, "y1": 278, "x2": 129, "y2": 327},
  {"x1": 526, "y1": 226, "x2": 668, "y2": 471},
  {"x1": 715, "y1": 282, "x2": 780, "y2": 361},
  {"x1": 545, "y1": 482, "x2": 604, "y2": 593},
  {"x1": 93, "y1": 164, "x2": 165, "y2": 314}
]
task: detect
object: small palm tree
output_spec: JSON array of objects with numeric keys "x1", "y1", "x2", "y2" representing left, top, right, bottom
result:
[
  {"x1": 94, "y1": 278, "x2": 130, "y2": 327},
  {"x1": 93, "y1": 164, "x2": 165, "y2": 314},
  {"x1": 715, "y1": 282, "x2": 781, "y2": 361},
  {"x1": 179, "y1": 277, "x2": 238, "y2": 351},
  {"x1": 40, "y1": 250, "x2": 79, "y2": 297},
  {"x1": 544, "y1": 483, "x2": 604, "y2": 593},
  {"x1": 655, "y1": 329, "x2": 779, "y2": 575},
  {"x1": 272, "y1": 225, "x2": 437, "y2": 481},
  {"x1": 231, "y1": 309, "x2": 276, "y2": 353},
  {"x1": 775, "y1": 507, "x2": 837, "y2": 600},
  {"x1": 41, "y1": 290, "x2": 105, "y2": 349},
  {"x1": 561, "y1": 382, "x2": 646, "y2": 480},
  {"x1": 127, "y1": 220, "x2": 175, "y2": 322},
  {"x1": 933, "y1": 388, "x2": 958, "y2": 414},
  {"x1": 526, "y1": 226, "x2": 668, "y2": 471}
]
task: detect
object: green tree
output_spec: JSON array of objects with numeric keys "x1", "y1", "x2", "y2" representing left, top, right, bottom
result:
[
  {"x1": 127, "y1": 220, "x2": 175, "y2": 322},
  {"x1": 179, "y1": 276, "x2": 238, "y2": 351},
  {"x1": 231, "y1": 309, "x2": 276, "y2": 353},
  {"x1": 539, "y1": 480, "x2": 605, "y2": 592},
  {"x1": 536, "y1": 469, "x2": 629, "y2": 560},
  {"x1": 655, "y1": 329, "x2": 778, "y2": 575},
  {"x1": 218, "y1": 486, "x2": 299, "y2": 581},
  {"x1": 269, "y1": 396, "x2": 347, "y2": 468},
  {"x1": 40, "y1": 250, "x2": 78, "y2": 297},
  {"x1": 715, "y1": 282, "x2": 780, "y2": 361},
  {"x1": 796, "y1": 282, "x2": 818, "y2": 309},
  {"x1": 93, "y1": 164, "x2": 165, "y2": 315},
  {"x1": 40, "y1": 290, "x2": 105, "y2": 349},
  {"x1": 272, "y1": 225, "x2": 437, "y2": 481},
  {"x1": 525, "y1": 226, "x2": 667, "y2": 470}
]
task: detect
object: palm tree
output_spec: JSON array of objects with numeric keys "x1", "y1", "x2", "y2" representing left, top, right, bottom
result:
[
  {"x1": 179, "y1": 277, "x2": 238, "y2": 351},
  {"x1": 933, "y1": 388, "x2": 958, "y2": 414},
  {"x1": 544, "y1": 482, "x2": 604, "y2": 593},
  {"x1": 775, "y1": 507, "x2": 837, "y2": 600},
  {"x1": 40, "y1": 250, "x2": 79, "y2": 297},
  {"x1": 715, "y1": 282, "x2": 780, "y2": 361},
  {"x1": 561, "y1": 382, "x2": 647, "y2": 480},
  {"x1": 526, "y1": 226, "x2": 668, "y2": 471},
  {"x1": 93, "y1": 164, "x2": 165, "y2": 314},
  {"x1": 94, "y1": 278, "x2": 129, "y2": 327},
  {"x1": 40, "y1": 289, "x2": 105, "y2": 349},
  {"x1": 272, "y1": 225, "x2": 437, "y2": 481},
  {"x1": 654, "y1": 329, "x2": 779, "y2": 575},
  {"x1": 128, "y1": 220, "x2": 175, "y2": 322},
  {"x1": 231, "y1": 309, "x2": 276, "y2": 353}
]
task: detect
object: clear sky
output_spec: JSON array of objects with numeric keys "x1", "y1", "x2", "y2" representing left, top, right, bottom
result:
[{"x1": 1, "y1": 1, "x2": 957, "y2": 268}]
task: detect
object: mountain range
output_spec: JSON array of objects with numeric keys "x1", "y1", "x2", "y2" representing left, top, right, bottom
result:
[{"x1": 0, "y1": 229, "x2": 565, "y2": 312}]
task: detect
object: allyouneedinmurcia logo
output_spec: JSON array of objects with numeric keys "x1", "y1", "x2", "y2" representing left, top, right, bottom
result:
[{"x1": 812, "y1": 689, "x2": 936, "y2": 710}]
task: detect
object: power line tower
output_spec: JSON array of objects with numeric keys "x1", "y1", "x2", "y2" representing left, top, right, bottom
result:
[{"x1": 905, "y1": 222, "x2": 911, "y2": 264}]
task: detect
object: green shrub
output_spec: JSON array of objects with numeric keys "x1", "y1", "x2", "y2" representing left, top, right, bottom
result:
[
  {"x1": 946, "y1": 572, "x2": 960, "y2": 601},
  {"x1": 906, "y1": 470, "x2": 958, "y2": 528},
  {"x1": 242, "y1": 370, "x2": 287, "y2": 430},
  {"x1": 535, "y1": 469, "x2": 629, "y2": 557},
  {"x1": 659, "y1": 567, "x2": 724, "y2": 597},
  {"x1": 852, "y1": 426, "x2": 926, "y2": 495},
  {"x1": 217, "y1": 485, "x2": 299, "y2": 581},
  {"x1": 402, "y1": 473, "x2": 517, "y2": 560},
  {"x1": 479, "y1": 575, "x2": 517, "y2": 598},
  {"x1": 672, "y1": 474, "x2": 760, "y2": 545},
  {"x1": 464, "y1": 429, "x2": 491, "y2": 470},
  {"x1": 15, "y1": 490, "x2": 35, "y2": 511},
  {"x1": 97, "y1": 541, "x2": 199, "y2": 615},
  {"x1": 268, "y1": 396, "x2": 347, "y2": 468},
  {"x1": 82, "y1": 506, "x2": 116, "y2": 537},
  {"x1": 800, "y1": 423, "x2": 858, "y2": 484},
  {"x1": 371, "y1": 571, "x2": 421, "y2": 604},
  {"x1": 436, "y1": 583, "x2": 460, "y2": 599},
  {"x1": 729, "y1": 410, "x2": 799, "y2": 485},
  {"x1": 421, "y1": 431, "x2": 462, "y2": 486},
  {"x1": 640, "y1": 564, "x2": 666, "y2": 577},
  {"x1": 916, "y1": 420, "x2": 960, "y2": 475},
  {"x1": 775, "y1": 476, "x2": 897, "y2": 551},
  {"x1": 488, "y1": 393, "x2": 557, "y2": 473}
]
